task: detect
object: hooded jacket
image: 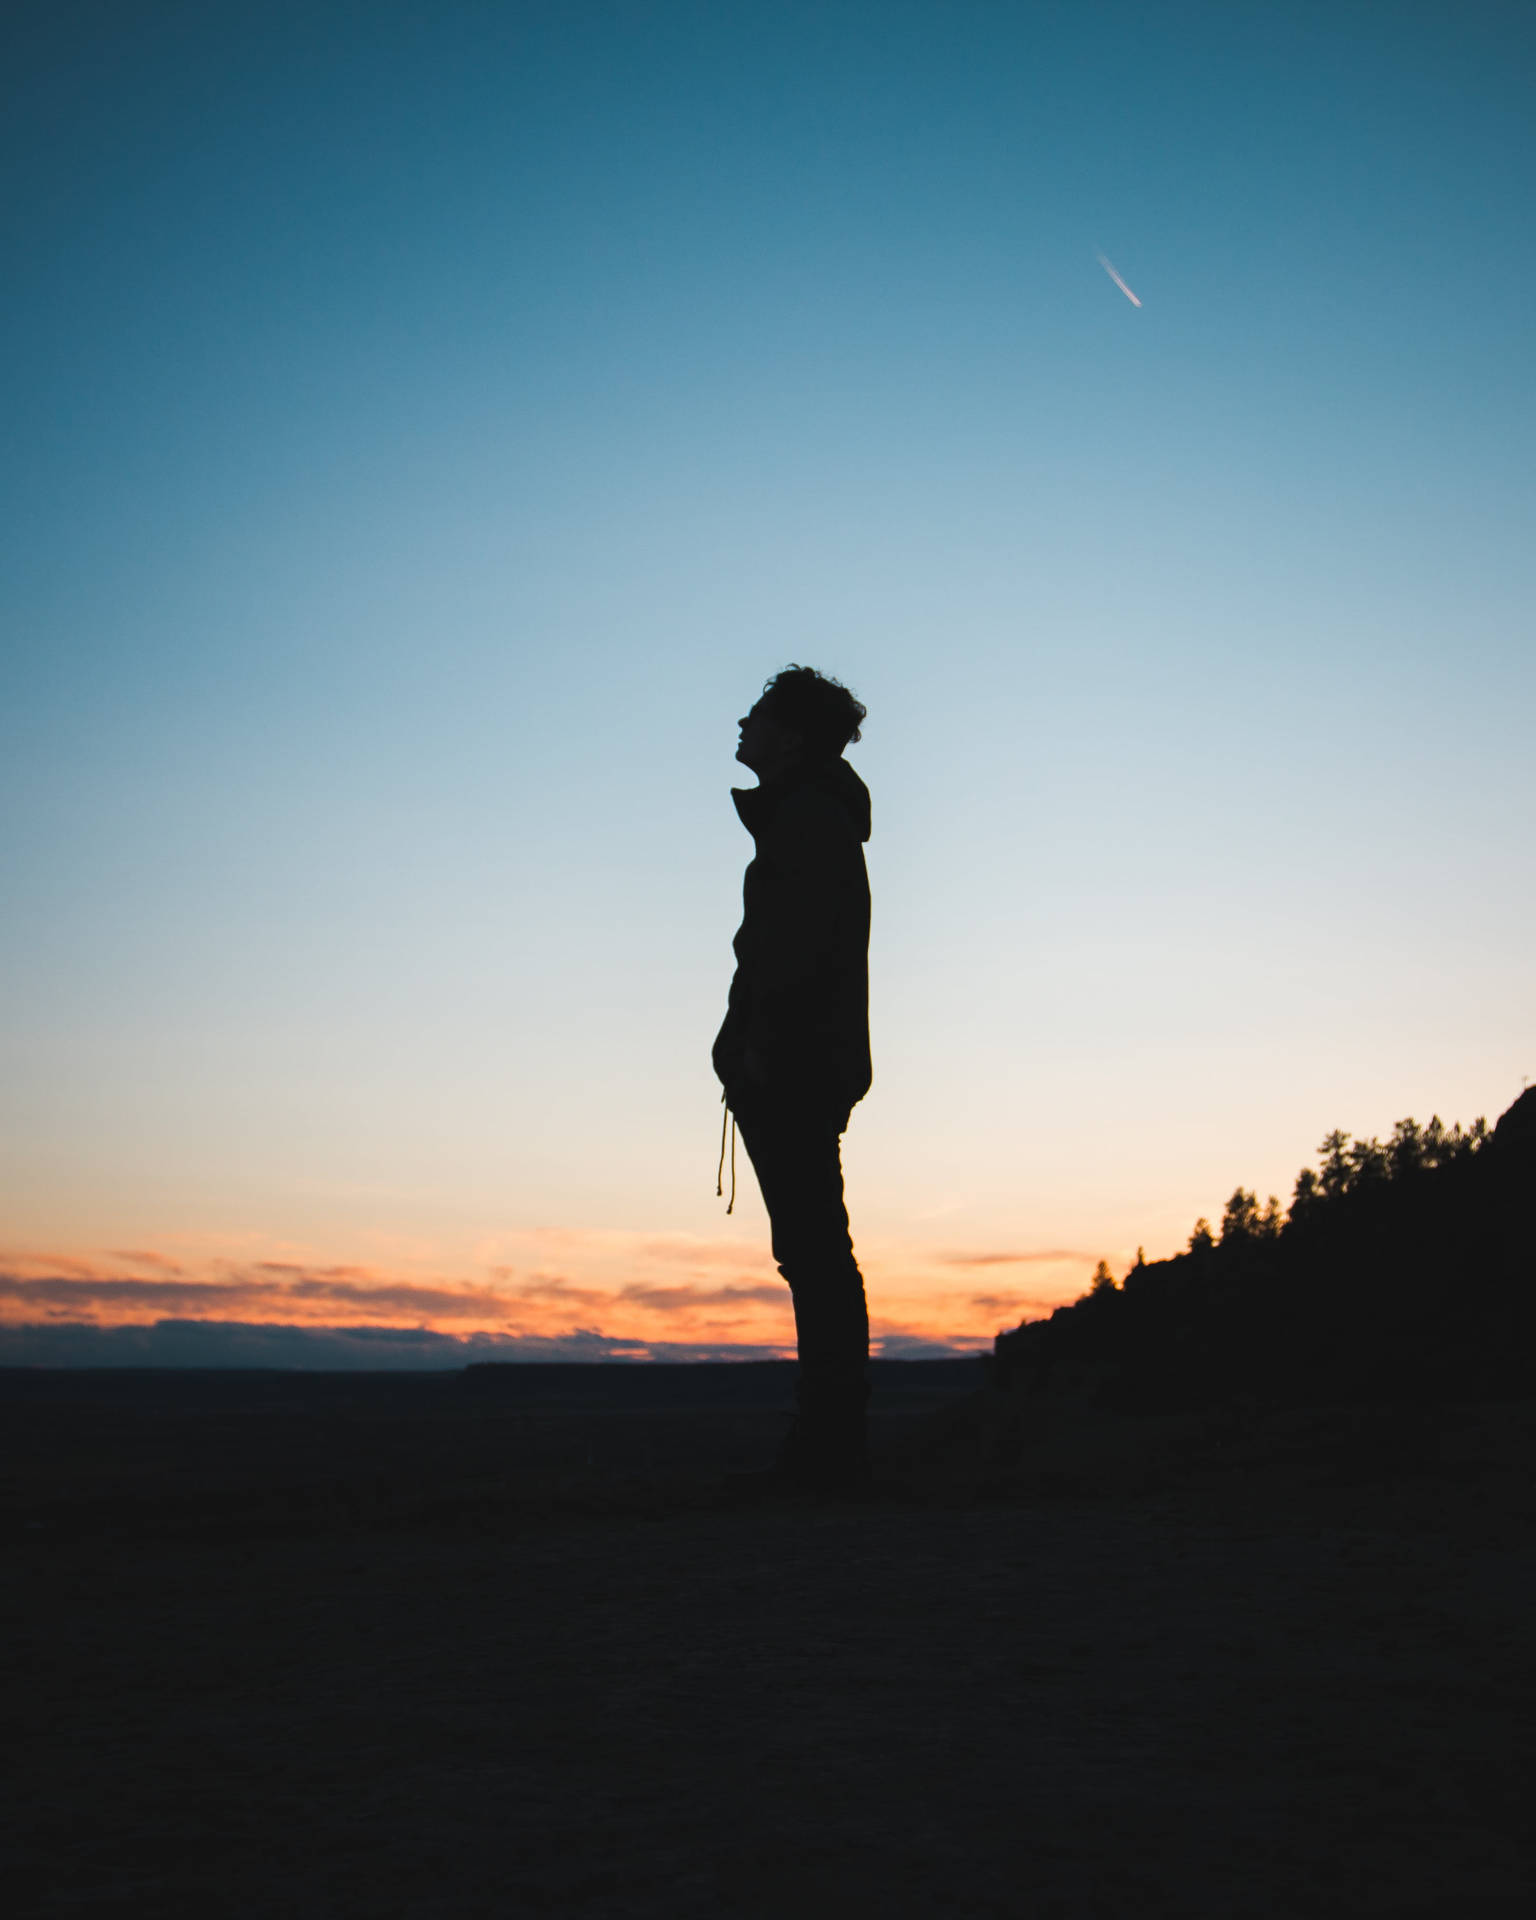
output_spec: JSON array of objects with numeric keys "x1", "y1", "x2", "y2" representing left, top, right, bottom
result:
[{"x1": 712, "y1": 755, "x2": 872, "y2": 1117}]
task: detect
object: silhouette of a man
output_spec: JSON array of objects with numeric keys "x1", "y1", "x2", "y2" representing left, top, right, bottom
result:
[{"x1": 714, "y1": 665, "x2": 872, "y2": 1491}]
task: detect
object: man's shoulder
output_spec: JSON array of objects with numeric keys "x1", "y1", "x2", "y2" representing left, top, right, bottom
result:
[
  {"x1": 763, "y1": 790, "x2": 859, "y2": 874},
  {"x1": 774, "y1": 762, "x2": 870, "y2": 846}
]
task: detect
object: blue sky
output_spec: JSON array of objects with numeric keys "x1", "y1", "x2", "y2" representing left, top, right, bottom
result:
[{"x1": 2, "y1": 1, "x2": 1532, "y2": 1356}]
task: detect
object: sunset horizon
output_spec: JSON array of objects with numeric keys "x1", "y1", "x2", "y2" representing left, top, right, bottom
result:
[
  {"x1": 4, "y1": 2, "x2": 1530, "y2": 1369},
  {"x1": 3, "y1": 1086, "x2": 1517, "y2": 1365}
]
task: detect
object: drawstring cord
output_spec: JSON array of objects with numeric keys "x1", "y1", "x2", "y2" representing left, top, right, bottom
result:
[{"x1": 716, "y1": 1090, "x2": 736, "y2": 1214}]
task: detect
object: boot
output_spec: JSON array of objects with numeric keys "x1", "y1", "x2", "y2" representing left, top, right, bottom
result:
[
  {"x1": 772, "y1": 1405, "x2": 872, "y2": 1495},
  {"x1": 722, "y1": 1366, "x2": 871, "y2": 1502}
]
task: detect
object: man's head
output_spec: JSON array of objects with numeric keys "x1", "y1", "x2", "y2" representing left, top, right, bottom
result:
[{"x1": 736, "y1": 665, "x2": 866, "y2": 779}]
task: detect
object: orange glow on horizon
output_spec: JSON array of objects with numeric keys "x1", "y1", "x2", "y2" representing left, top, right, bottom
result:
[{"x1": 0, "y1": 1228, "x2": 1108, "y2": 1356}]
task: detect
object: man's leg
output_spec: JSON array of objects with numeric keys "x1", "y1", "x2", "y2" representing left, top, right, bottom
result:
[{"x1": 732, "y1": 1090, "x2": 870, "y2": 1484}]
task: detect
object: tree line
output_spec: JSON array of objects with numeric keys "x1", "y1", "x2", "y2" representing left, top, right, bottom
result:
[{"x1": 995, "y1": 1089, "x2": 1532, "y2": 1408}]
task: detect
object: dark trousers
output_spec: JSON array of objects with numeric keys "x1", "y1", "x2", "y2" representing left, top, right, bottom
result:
[{"x1": 731, "y1": 1089, "x2": 869, "y2": 1426}]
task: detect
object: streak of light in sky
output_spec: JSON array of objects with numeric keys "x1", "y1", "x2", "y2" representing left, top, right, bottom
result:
[{"x1": 1096, "y1": 252, "x2": 1143, "y2": 306}]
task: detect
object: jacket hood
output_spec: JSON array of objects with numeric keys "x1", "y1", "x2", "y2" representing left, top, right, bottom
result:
[
  {"x1": 733, "y1": 756, "x2": 871, "y2": 843},
  {"x1": 815, "y1": 756, "x2": 872, "y2": 842}
]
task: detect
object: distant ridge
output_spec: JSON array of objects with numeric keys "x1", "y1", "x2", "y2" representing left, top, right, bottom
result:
[{"x1": 995, "y1": 1088, "x2": 1535, "y2": 1408}]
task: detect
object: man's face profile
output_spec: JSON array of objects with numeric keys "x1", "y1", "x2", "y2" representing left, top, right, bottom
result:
[{"x1": 736, "y1": 698, "x2": 802, "y2": 777}]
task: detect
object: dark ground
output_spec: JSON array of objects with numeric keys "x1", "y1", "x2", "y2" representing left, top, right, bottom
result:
[{"x1": 4, "y1": 1362, "x2": 1534, "y2": 1918}]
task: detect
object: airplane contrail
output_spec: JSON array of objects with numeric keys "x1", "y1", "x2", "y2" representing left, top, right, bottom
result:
[{"x1": 1096, "y1": 252, "x2": 1142, "y2": 308}]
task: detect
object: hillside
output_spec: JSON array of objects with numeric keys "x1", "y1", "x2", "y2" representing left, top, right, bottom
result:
[{"x1": 995, "y1": 1088, "x2": 1535, "y2": 1408}]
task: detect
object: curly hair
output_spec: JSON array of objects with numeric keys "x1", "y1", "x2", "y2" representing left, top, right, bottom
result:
[{"x1": 760, "y1": 664, "x2": 866, "y2": 758}]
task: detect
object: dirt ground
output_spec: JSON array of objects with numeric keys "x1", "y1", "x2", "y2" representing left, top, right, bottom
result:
[{"x1": 4, "y1": 1366, "x2": 1534, "y2": 1918}]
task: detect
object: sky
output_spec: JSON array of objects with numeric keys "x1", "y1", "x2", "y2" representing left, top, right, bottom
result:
[{"x1": 3, "y1": 0, "x2": 1533, "y2": 1364}]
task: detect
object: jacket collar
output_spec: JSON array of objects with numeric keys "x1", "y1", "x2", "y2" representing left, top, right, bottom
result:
[
  {"x1": 731, "y1": 782, "x2": 775, "y2": 837},
  {"x1": 731, "y1": 757, "x2": 871, "y2": 842}
]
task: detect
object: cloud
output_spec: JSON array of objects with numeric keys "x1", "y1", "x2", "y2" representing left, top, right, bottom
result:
[
  {"x1": 110, "y1": 1250, "x2": 186, "y2": 1274},
  {"x1": 253, "y1": 1261, "x2": 376, "y2": 1278},
  {"x1": 500, "y1": 1275, "x2": 613, "y2": 1310},
  {"x1": 2, "y1": 1224, "x2": 1057, "y2": 1356},
  {"x1": 1, "y1": 1273, "x2": 251, "y2": 1312},
  {"x1": 0, "y1": 1268, "x2": 515, "y2": 1324},
  {"x1": 0, "y1": 1319, "x2": 799, "y2": 1369},
  {"x1": 5, "y1": 1251, "x2": 128, "y2": 1281},
  {"x1": 936, "y1": 1249, "x2": 1097, "y2": 1268},
  {"x1": 276, "y1": 1274, "x2": 515, "y2": 1320},
  {"x1": 0, "y1": 1263, "x2": 793, "y2": 1340},
  {"x1": 614, "y1": 1282, "x2": 785, "y2": 1312},
  {"x1": 0, "y1": 1314, "x2": 992, "y2": 1370},
  {"x1": 967, "y1": 1293, "x2": 1058, "y2": 1318}
]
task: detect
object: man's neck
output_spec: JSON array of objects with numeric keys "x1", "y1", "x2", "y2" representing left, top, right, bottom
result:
[
  {"x1": 743, "y1": 756, "x2": 794, "y2": 791},
  {"x1": 755, "y1": 747, "x2": 835, "y2": 790}
]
